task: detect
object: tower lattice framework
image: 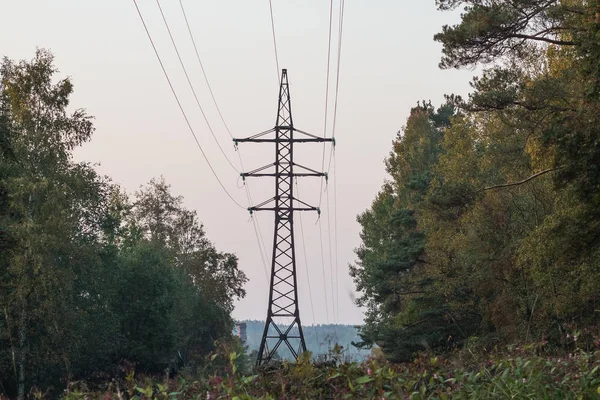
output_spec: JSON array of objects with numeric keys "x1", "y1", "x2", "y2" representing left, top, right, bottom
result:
[{"x1": 234, "y1": 69, "x2": 333, "y2": 366}]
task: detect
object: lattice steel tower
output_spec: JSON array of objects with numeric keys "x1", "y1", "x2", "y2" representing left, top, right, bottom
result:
[{"x1": 234, "y1": 69, "x2": 333, "y2": 366}]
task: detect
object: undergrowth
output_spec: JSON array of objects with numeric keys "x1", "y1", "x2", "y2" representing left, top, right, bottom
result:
[{"x1": 11, "y1": 342, "x2": 600, "y2": 399}]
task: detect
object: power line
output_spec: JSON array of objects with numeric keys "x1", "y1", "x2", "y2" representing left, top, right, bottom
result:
[
  {"x1": 235, "y1": 155, "x2": 269, "y2": 283},
  {"x1": 318, "y1": 217, "x2": 331, "y2": 324},
  {"x1": 310, "y1": 0, "x2": 336, "y2": 338},
  {"x1": 268, "y1": 0, "x2": 280, "y2": 85},
  {"x1": 175, "y1": 0, "x2": 277, "y2": 310},
  {"x1": 331, "y1": 0, "x2": 345, "y2": 330},
  {"x1": 315, "y1": 0, "x2": 339, "y2": 337},
  {"x1": 318, "y1": 0, "x2": 335, "y2": 208},
  {"x1": 155, "y1": 0, "x2": 239, "y2": 173},
  {"x1": 323, "y1": 0, "x2": 334, "y2": 139},
  {"x1": 325, "y1": 183, "x2": 336, "y2": 324},
  {"x1": 296, "y1": 181, "x2": 320, "y2": 350},
  {"x1": 176, "y1": 0, "x2": 272, "y2": 286},
  {"x1": 241, "y1": 155, "x2": 270, "y2": 290},
  {"x1": 251, "y1": 216, "x2": 270, "y2": 282},
  {"x1": 243, "y1": 185, "x2": 270, "y2": 282},
  {"x1": 178, "y1": 0, "x2": 236, "y2": 140},
  {"x1": 327, "y1": 0, "x2": 345, "y2": 175},
  {"x1": 323, "y1": 186, "x2": 339, "y2": 344},
  {"x1": 316, "y1": 0, "x2": 345, "y2": 332},
  {"x1": 132, "y1": 0, "x2": 245, "y2": 209},
  {"x1": 245, "y1": 182, "x2": 271, "y2": 281},
  {"x1": 333, "y1": 151, "x2": 340, "y2": 324}
]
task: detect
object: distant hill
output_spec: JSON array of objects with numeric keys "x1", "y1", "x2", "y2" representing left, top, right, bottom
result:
[{"x1": 237, "y1": 320, "x2": 371, "y2": 361}]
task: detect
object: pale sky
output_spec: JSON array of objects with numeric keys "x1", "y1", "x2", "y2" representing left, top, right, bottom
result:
[{"x1": 1, "y1": 1, "x2": 473, "y2": 325}]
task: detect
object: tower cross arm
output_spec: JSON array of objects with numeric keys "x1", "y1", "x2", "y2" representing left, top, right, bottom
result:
[
  {"x1": 235, "y1": 137, "x2": 332, "y2": 144},
  {"x1": 249, "y1": 206, "x2": 320, "y2": 212},
  {"x1": 241, "y1": 162, "x2": 327, "y2": 178},
  {"x1": 248, "y1": 196, "x2": 321, "y2": 213},
  {"x1": 234, "y1": 128, "x2": 334, "y2": 144},
  {"x1": 242, "y1": 172, "x2": 327, "y2": 178}
]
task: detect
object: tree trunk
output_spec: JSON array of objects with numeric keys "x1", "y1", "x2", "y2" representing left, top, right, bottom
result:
[
  {"x1": 17, "y1": 193, "x2": 32, "y2": 400},
  {"x1": 4, "y1": 307, "x2": 17, "y2": 378},
  {"x1": 17, "y1": 303, "x2": 26, "y2": 400}
]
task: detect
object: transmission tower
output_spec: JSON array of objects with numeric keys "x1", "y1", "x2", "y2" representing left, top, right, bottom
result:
[{"x1": 234, "y1": 69, "x2": 333, "y2": 366}]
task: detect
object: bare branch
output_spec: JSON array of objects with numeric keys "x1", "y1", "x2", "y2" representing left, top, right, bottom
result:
[
  {"x1": 396, "y1": 291, "x2": 427, "y2": 296},
  {"x1": 479, "y1": 167, "x2": 562, "y2": 192},
  {"x1": 403, "y1": 317, "x2": 432, "y2": 330},
  {"x1": 511, "y1": 33, "x2": 575, "y2": 46}
]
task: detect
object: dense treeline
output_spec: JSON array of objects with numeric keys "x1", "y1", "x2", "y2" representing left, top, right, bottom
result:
[
  {"x1": 352, "y1": 0, "x2": 600, "y2": 362},
  {"x1": 0, "y1": 50, "x2": 247, "y2": 398}
]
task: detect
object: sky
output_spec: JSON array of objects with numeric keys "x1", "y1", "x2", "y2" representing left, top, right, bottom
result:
[{"x1": 1, "y1": 1, "x2": 475, "y2": 326}]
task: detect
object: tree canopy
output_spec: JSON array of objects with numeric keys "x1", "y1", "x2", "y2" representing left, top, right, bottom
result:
[
  {"x1": 352, "y1": 0, "x2": 600, "y2": 362},
  {"x1": 0, "y1": 50, "x2": 246, "y2": 398}
]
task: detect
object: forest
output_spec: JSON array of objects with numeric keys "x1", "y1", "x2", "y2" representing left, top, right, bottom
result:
[
  {"x1": 351, "y1": 0, "x2": 600, "y2": 363},
  {"x1": 2, "y1": 0, "x2": 600, "y2": 398},
  {"x1": 0, "y1": 51, "x2": 248, "y2": 397}
]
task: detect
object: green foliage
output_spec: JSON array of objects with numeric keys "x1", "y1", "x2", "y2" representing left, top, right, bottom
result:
[
  {"x1": 0, "y1": 49, "x2": 107, "y2": 397},
  {"x1": 58, "y1": 346, "x2": 600, "y2": 399},
  {"x1": 435, "y1": 0, "x2": 600, "y2": 199},
  {"x1": 434, "y1": 0, "x2": 582, "y2": 69},
  {"x1": 0, "y1": 51, "x2": 246, "y2": 398},
  {"x1": 352, "y1": 0, "x2": 600, "y2": 365},
  {"x1": 351, "y1": 103, "x2": 471, "y2": 362}
]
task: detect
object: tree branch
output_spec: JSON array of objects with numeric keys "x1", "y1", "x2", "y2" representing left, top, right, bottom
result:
[
  {"x1": 396, "y1": 291, "x2": 427, "y2": 296},
  {"x1": 511, "y1": 33, "x2": 575, "y2": 46},
  {"x1": 479, "y1": 167, "x2": 562, "y2": 192},
  {"x1": 403, "y1": 317, "x2": 432, "y2": 330}
]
